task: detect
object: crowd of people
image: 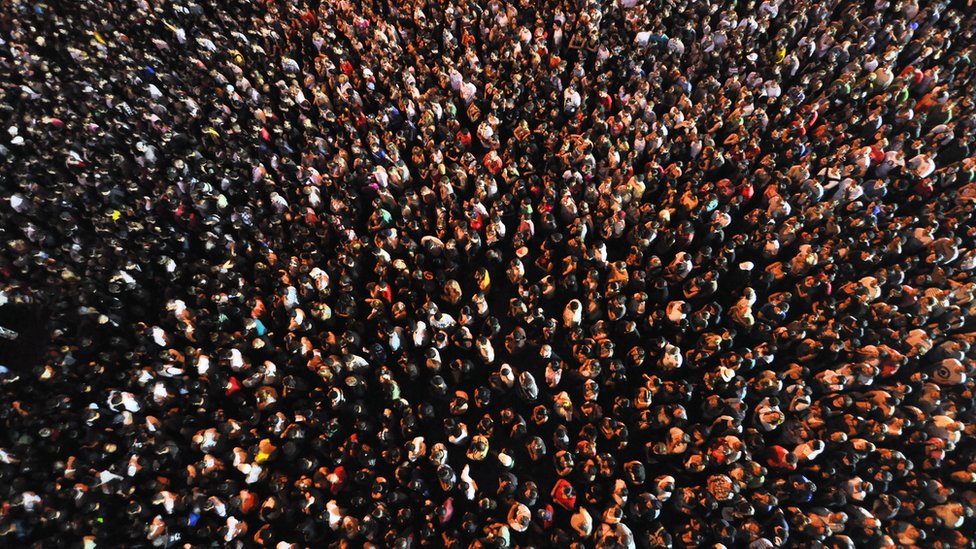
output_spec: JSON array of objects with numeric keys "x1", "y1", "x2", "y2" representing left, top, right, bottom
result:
[{"x1": 2, "y1": 0, "x2": 976, "y2": 546}]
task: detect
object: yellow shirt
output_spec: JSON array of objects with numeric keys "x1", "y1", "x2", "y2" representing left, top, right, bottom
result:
[{"x1": 775, "y1": 47, "x2": 787, "y2": 64}]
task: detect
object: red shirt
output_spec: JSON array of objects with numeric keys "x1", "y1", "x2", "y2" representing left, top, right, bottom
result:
[{"x1": 552, "y1": 479, "x2": 577, "y2": 510}]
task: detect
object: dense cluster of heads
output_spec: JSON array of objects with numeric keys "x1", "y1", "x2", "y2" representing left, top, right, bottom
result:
[{"x1": 2, "y1": 0, "x2": 976, "y2": 547}]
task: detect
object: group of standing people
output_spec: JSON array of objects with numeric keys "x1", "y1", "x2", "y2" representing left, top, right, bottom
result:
[{"x1": 2, "y1": 0, "x2": 976, "y2": 547}]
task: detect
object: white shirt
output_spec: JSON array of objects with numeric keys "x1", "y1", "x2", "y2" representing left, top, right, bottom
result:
[{"x1": 460, "y1": 82, "x2": 477, "y2": 105}]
